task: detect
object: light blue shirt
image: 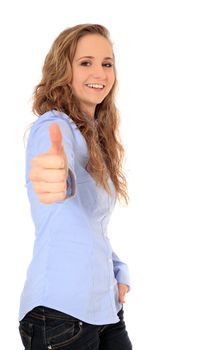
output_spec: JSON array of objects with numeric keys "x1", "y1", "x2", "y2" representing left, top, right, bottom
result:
[{"x1": 19, "y1": 110, "x2": 131, "y2": 325}]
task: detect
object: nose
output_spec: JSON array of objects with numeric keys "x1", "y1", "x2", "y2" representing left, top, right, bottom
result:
[{"x1": 91, "y1": 64, "x2": 106, "y2": 80}]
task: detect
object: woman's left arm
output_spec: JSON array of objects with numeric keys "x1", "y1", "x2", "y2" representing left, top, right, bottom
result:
[{"x1": 112, "y1": 250, "x2": 131, "y2": 290}]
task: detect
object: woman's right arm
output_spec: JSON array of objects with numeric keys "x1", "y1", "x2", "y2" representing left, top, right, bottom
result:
[{"x1": 27, "y1": 117, "x2": 76, "y2": 204}]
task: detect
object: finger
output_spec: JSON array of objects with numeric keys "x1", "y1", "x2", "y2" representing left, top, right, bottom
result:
[
  {"x1": 119, "y1": 292, "x2": 126, "y2": 304},
  {"x1": 118, "y1": 289, "x2": 126, "y2": 304},
  {"x1": 38, "y1": 192, "x2": 67, "y2": 204},
  {"x1": 32, "y1": 181, "x2": 67, "y2": 194},
  {"x1": 48, "y1": 123, "x2": 63, "y2": 154},
  {"x1": 29, "y1": 168, "x2": 67, "y2": 182},
  {"x1": 31, "y1": 154, "x2": 65, "y2": 169}
]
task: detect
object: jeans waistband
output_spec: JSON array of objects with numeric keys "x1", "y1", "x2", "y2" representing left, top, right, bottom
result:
[
  {"x1": 23, "y1": 306, "x2": 80, "y2": 322},
  {"x1": 21, "y1": 305, "x2": 123, "y2": 327}
]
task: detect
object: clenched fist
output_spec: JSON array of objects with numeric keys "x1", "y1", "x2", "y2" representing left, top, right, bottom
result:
[{"x1": 29, "y1": 123, "x2": 69, "y2": 204}]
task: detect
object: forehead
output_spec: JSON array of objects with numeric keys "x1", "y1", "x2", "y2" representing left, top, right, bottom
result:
[{"x1": 74, "y1": 34, "x2": 113, "y2": 58}]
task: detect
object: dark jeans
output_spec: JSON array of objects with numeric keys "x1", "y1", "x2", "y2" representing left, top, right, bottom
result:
[{"x1": 19, "y1": 305, "x2": 133, "y2": 350}]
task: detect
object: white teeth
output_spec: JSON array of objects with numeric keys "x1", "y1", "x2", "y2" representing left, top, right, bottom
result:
[{"x1": 86, "y1": 83, "x2": 104, "y2": 89}]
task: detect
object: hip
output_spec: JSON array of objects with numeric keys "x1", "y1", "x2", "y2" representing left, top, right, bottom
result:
[{"x1": 18, "y1": 305, "x2": 132, "y2": 350}]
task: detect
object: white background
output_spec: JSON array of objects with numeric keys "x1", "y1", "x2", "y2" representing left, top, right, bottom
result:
[{"x1": 0, "y1": 0, "x2": 213, "y2": 349}]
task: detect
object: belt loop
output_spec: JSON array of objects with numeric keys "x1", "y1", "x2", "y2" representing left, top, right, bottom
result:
[
  {"x1": 43, "y1": 306, "x2": 47, "y2": 347},
  {"x1": 42, "y1": 306, "x2": 45, "y2": 321}
]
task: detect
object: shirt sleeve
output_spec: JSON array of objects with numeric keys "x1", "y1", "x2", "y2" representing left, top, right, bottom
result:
[
  {"x1": 27, "y1": 114, "x2": 77, "y2": 199},
  {"x1": 112, "y1": 250, "x2": 131, "y2": 292}
]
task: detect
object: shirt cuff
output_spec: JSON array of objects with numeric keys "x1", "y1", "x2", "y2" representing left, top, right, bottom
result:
[
  {"x1": 115, "y1": 270, "x2": 131, "y2": 293},
  {"x1": 66, "y1": 168, "x2": 76, "y2": 198}
]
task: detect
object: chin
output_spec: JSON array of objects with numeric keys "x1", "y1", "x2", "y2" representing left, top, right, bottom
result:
[{"x1": 89, "y1": 98, "x2": 105, "y2": 105}]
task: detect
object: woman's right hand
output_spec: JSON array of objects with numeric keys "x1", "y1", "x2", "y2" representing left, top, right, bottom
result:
[{"x1": 29, "y1": 123, "x2": 69, "y2": 204}]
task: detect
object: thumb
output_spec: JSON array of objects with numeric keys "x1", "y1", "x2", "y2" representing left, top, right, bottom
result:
[{"x1": 48, "y1": 123, "x2": 63, "y2": 154}]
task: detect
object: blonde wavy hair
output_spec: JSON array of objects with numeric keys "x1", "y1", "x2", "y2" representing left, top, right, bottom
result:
[{"x1": 32, "y1": 24, "x2": 129, "y2": 206}]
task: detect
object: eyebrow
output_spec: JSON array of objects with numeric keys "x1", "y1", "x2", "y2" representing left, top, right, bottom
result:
[{"x1": 76, "y1": 56, "x2": 114, "y2": 61}]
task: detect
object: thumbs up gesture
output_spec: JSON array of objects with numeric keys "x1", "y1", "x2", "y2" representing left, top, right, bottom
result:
[{"x1": 29, "y1": 123, "x2": 69, "y2": 204}]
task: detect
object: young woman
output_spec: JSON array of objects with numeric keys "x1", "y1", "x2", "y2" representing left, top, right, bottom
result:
[{"x1": 19, "y1": 24, "x2": 132, "y2": 350}]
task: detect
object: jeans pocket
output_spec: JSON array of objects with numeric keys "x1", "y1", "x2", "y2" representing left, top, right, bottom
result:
[
  {"x1": 46, "y1": 320, "x2": 83, "y2": 349},
  {"x1": 19, "y1": 320, "x2": 34, "y2": 350}
]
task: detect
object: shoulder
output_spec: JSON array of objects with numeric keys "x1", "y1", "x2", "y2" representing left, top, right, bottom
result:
[
  {"x1": 25, "y1": 110, "x2": 78, "y2": 155},
  {"x1": 27, "y1": 110, "x2": 80, "y2": 147},
  {"x1": 30, "y1": 110, "x2": 78, "y2": 133},
  {"x1": 26, "y1": 110, "x2": 88, "y2": 159}
]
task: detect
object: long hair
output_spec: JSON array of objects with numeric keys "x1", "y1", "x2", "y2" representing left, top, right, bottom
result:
[{"x1": 32, "y1": 24, "x2": 129, "y2": 206}]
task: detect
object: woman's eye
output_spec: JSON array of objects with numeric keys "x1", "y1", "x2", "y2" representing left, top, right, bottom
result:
[
  {"x1": 80, "y1": 61, "x2": 113, "y2": 67},
  {"x1": 80, "y1": 61, "x2": 91, "y2": 66},
  {"x1": 103, "y1": 63, "x2": 113, "y2": 68}
]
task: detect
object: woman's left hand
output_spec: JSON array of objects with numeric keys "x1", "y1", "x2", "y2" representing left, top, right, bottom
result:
[{"x1": 117, "y1": 283, "x2": 129, "y2": 304}]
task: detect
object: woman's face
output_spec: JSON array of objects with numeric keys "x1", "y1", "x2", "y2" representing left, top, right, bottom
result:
[{"x1": 72, "y1": 34, "x2": 115, "y2": 118}]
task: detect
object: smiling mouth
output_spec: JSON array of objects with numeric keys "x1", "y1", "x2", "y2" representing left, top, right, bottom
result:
[{"x1": 85, "y1": 83, "x2": 105, "y2": 90}]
